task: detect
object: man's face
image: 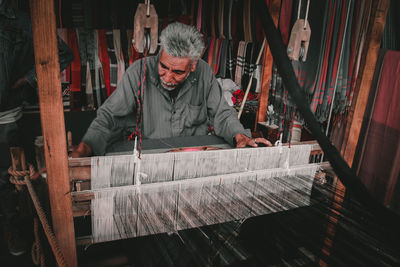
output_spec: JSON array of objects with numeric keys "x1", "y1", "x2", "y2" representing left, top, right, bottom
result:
[{"x1": 158, "y1": 50, "x2": 196, "y2": 90}]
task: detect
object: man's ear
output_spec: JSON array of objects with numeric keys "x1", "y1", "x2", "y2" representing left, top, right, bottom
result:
[{"x1": 190, "y1": 60, "x2": 198, "y2": 72}]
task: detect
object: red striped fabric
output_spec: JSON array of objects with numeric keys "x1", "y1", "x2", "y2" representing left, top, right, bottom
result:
[
  {"x1": 98, "y1": 29, "x2": 111, "y2": 97},
  {"x1": 67, "y1": 29, "x2": 81, "y2": 94}
]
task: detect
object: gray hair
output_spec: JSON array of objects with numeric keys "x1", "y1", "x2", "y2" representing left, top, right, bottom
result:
[{"x1": 159, "y1": 22, "x2": 205, "y2": 60}]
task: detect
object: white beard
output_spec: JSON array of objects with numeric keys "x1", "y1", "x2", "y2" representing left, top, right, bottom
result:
[
  {"x1": 160, "y1": 72, "x2": 191, "y2": 91},
  {"x1": 160, "y1": 79, "x2": 177, "y2": 91}
]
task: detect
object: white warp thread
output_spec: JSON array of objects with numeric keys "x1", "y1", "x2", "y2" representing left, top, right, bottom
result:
[
  {"x1": 91, "y1": 164, "x2": 318, "y2": 242},
  {"x1": 90, "y1": 144, "x2": 316, "y2": 242},
  {"x1": 91, "y1": 144, "x2": 313, "y2": 188}
]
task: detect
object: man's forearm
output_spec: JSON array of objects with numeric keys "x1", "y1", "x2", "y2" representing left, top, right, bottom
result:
[{"x1": 70, "y1": 142, "x2": 93, "y2": 158}]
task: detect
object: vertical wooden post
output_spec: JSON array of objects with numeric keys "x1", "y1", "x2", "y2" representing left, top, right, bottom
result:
[
  {"x1": 341, "y1": 0, "x2": 390, "y2": 167},
  {"x1": 29, "y1": 0, "x2": 78, "y2": 266},
  {"x1": 255, "y1": 0, "x2": 282, "y2": 128}
]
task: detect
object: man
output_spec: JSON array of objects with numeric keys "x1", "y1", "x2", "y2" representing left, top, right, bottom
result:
[
  {"x1": 71, "y1": 22, "x2": 270, "y2": 157},
  {"x1": 0, "y1": 0, "x2": 73, "y2": 255}
]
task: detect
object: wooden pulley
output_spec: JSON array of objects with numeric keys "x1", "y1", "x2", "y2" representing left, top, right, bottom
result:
[
  {"x1": 287, "y1": 19, "x2": 311, "y2": 61},
  {"x1": 287, "y1": 0, "x2": 311, "y2": 62},
  {"x1": 143, "y1": 32, "x2": 151, "y2": 52},
  {"x1": 133, "y1": 1, "x2": 158, "y2": 53}
]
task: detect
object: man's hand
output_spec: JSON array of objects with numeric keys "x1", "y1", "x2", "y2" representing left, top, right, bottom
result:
[
  {"x1": 69, "y1": 142, "x2": 93, "y2": 158},
  {"x1": 12, "y1": 77, "x2": 28, "y2": 89},
  {"x1": 234, "y1": 133, "x2": 272, "y2": 148}
]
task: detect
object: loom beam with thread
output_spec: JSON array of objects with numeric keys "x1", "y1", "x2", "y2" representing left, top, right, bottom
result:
[{"x1": 68, "y1": 139, "x2": 328, "y2": 245}]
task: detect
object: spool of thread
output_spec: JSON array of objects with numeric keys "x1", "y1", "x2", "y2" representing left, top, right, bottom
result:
[{"x1": 291, "y1": 120, "x2": 302, "y2": 142}]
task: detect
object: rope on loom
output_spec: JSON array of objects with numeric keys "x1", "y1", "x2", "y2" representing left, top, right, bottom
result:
[
  {"x1": 32, "y1": 217, "x2": 45, "y2": 267},
  {"x1": 8, "y1": 165, "x2": 68, "y2": 267},
  {"x1": 8, "y1": 164, "x2": 39, "y2": 187},
  {"x1": 128, "y1": 47, "x2": 149, "y2": 158}
]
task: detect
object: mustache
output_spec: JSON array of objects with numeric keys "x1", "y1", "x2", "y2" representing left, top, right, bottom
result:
[{"x1": 160, "y1": 78, "x2": 178, "y2": 88}]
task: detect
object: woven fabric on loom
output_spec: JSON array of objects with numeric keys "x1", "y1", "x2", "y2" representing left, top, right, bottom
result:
[
  {"x1": 89, "y1": 145, "x2": 317, "y2": 243},
  {"x1": 91, "y1": 165, "x2": 318, "y2": 243},
  {"x1": 91, "y1": 145, "x2": 312, "y2": 188}
]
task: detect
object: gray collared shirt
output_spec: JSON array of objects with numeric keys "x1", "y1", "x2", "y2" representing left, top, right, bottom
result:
[{"x1": 83, "y1": 54, "x2": 250, "y2": 155}]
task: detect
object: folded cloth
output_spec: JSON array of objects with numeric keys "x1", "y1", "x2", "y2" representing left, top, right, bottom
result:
[{"x1": 216, "y1": 78, "x2": 240, "y2": 106}]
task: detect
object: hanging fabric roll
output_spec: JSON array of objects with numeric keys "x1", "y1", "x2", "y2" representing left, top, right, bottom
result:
[
  {"x1": 218, "y1": 0, "x2": 225, "y2": 39},
  {"x1": 357, "y1": 50, "x2": 400, "y2": 205},
  {"x1": 235, "y1": 41, "x2": 246, "y2": 87},
  {"x1": 196, "y1": 0, "x2": 203, "y2": 32},
  {"x1": 113, "y1": 30, "x2": 125, "y2": 83},
  {"x1": 57, "y1": 28, "x2": 71, "y2": 84},
  {"x1": 76, "y1": 28, "x2": 96, "y2": 109},
  {"x1": 217, "y1": 39, "x2": 229, "y2": 78},
  {"x1": 318, "y1": 0, "x2": 345, "y2": 120},
  {"x1": 243, "y1": 0, "x2": 253, "y2": 43},
  {"x1": 93, "y1": 30, "x2": 107, "y2": 106},
  {"x1": 98, "y1": 29, "x2": 111, "y2": 97},
  {"x1": 67, "y1": 28, "x2": 82, "y2": 111},
  {"x1": 105, "y1": 30, "x2": 118, "y2": 95}
]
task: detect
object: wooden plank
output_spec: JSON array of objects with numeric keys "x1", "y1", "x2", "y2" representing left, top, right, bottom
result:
[
  {"x1": 72, "y1": 191, "x2": 95, "y2": 202},
  {"x1": 69, "y1": 157, "x2": 91, "y2": 167},
  {"x1": 70, "y1": 166, "x2": 91, "y2": 181},
  {"x1": 255, "y1": 0, "x2": 282, "y2": 128},
  {"x1": 29, "y1": 0, "x2": 77, "y2": 266},
  {"x1": 341, "y1": 0, "x2": 390, "y2": 167}
]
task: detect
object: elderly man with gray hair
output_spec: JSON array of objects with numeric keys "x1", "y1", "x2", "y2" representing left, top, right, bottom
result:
[{"x1": 72, "y1": 22, "x2": 270, "y2": 157}]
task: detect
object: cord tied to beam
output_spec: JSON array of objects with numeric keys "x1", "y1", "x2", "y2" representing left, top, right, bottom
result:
[
  {"x1": 9, "y1": 147, "x2": 68, "y2": 267},
  {"x1": 8, "y1": 163, "x2": 41, "y2": 187}
]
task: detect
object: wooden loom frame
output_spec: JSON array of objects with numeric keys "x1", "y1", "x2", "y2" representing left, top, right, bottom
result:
[
  {"x1": 28, "y1": 0, "x2": 389, "y2": 266},
  {"x1": 68, "y1": 141, "x2": 327, "y2": 245}
]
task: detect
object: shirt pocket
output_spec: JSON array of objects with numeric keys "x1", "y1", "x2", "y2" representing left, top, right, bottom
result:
[{"x1": 183, "y1": 103, "x2": 207, "y2": 128}]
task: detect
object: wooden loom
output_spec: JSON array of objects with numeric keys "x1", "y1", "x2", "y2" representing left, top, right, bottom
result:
[
  {"x1": 68, "y1": 139, "x2": 327, "y2": 245},
  {"x1": 27, "y1": 0, "x2": 390, "y2": 265}
]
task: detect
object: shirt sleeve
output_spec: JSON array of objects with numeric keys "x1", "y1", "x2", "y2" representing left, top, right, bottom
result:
[
  {"x1": 204, "y1": 65, "x2": 251, "y2": 146},
  {"x1": 24, "y1": 36, "x2": 74, "y2": 89},
  {"x1": 82, "y1": 61, "x2": 140, "y2": 155}
]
